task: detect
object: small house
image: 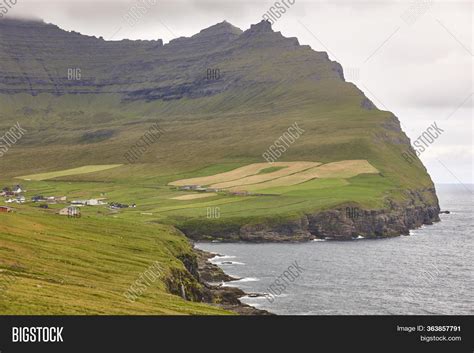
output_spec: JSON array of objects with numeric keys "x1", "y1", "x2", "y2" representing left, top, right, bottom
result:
[
  {"x1": 13, "y1": 185, "x2": 23, "y2": 194},
  {"x1": 46, "y1": 196, "x2": 57, "y2": 204},
  {"x1": 16, "y1": 196, "x2": 26, "y2": 203},
  {"x1": 71, "y1": 198, "x2": 107, "y2": 206},
  {"x1": 85, "y1": 199, "x2": 107, "y2": 206},
  {"x1": 59, "y1": 206, "x2": 81, "y2": 218},
  {"x1": 0, "y1": 206, "x2": 12, "y2": 213},
  {"x1": 71, "y1": 200, "x2": 87, "y2": 206},
  {"x1": 179, "y1": 185, "x2": 201, "y2": 191}
]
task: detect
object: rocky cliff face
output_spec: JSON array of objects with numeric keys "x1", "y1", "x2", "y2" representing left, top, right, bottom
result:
[
  {"x1": 179, "y1": 189, "x2": 440, "y2": 242},
  {"x1": 306, "y1": 194, "x2": 440, "y2": 240},
  {"x1": 170, "y1": 247, "x2": 270, "y2": 314},
  {"x1": 0, "y1": 18, "x2": 341, "y2": 100}
]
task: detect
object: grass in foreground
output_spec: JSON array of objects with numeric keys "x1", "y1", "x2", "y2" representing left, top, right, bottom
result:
[
  {"x1": 17, "y1": 165, "x2": 122, "y2": 181},
  {"x1": 0, "y1": 208, "x2": 230, "y2": 315},
  {"x1": 0, "y1": 156, "x2": 433, "y2": 314}
]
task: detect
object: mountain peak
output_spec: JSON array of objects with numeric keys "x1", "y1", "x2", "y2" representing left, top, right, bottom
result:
[
  {"x1": 247, "y1": 20, "x2": 273, "y2": 33},
  {"x1": 238, "y1": 20, "x2": 275, "y2": 41},
  {"x1": 167, "y1": 20, "x2": 242, "y2": 48},
  {"x1": 194, "y1": 20, "x2": 242, "y2": 38}
]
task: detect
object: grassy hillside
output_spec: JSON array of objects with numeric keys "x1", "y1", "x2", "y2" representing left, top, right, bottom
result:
[
  {"x1": 0, "y1": 206, "x2": 230, "y2": 315},
  {"x1": 0, "y1": 19, "x2": 439, "y2": 314}
]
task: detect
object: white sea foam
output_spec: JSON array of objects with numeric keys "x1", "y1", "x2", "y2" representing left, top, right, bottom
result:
[
  {"x1": 212, "y1": 255, "x2": 236, "y2": 260},
  {"x1": 215, "y1": 261, "x2": 245, "y2": 265},
  {"x1": 232, "y1": 277, "x2": 259, "y2": 283},
  {"x1": 210, "y1": 254, "x2": 238, "y2": 264}
]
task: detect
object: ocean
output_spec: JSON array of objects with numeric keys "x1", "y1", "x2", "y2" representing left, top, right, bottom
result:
[{"x1": 196, "y1": 184, "x2": 473, "y2": 315}]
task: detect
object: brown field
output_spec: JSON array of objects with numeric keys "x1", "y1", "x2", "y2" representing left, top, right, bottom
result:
[
  {"x1": 307, "y1": 160, "x2": 378, "y2": 178},
  {"x1": 210, "y1": 162, "x2": 320, "y2": 189},
  {"x1": 169, "y1": 163, "x2": 277, "y2": 186},
  {"x1": 229, "y1": 160, "x2": 379, "y2": 192},
  {"x1": 169, "y1": 160, "x2": 378, "y2": 194},
  {"x1": 169, "y1": 161, "x2": 318, "y2": 187},
  {"x1": 171, "y1": 193, "x2": 218, "y2": 200},
  {"x1": 231, "y1": 167, "x2": 324, "y2": 191}
]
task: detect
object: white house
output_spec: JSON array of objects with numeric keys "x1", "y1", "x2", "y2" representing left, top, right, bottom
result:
[
  {"x1": 16, "y1": 196, "x2": 26, "y2": 203},
  {"x1": 59, "y1": 206, "x2": 81, "y2": 217},
  {"x1": 71, "y1": 200, "x2": 87, "y2": 205},
  {"x1": 85, "y1": 199, "x2": 107, "y2": 206},
  {"x1": 72, "y1": 199, "x2": 107, "y2": 206}
]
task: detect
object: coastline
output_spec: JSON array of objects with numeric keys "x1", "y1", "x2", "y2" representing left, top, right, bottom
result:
[
  {"x1": 180, "y1": 189, "x2": 441, "y2": 314},
  {"x1": 190, "y1": 216, "x2": 443, "y2": 315},
  {"x1": 193, "y1": 248, "x2": 272, "y2": 315},
  {"x1": 179, "y1": 188, "x2": 440, "y2": 242}
]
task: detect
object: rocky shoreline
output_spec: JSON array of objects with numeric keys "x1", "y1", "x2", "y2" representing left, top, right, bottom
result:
[
  {"x1": 174, "y1": 189, "x2": 440, "y2": 314},
  {"x1": 180, "y1": 190, "x2": 440, "y2": 242},
  {"x1": 187, "y1": 204, "x2": 440, "y2": 315},
  {"x1": 193, "y1": 248, "x2": 271, "y2": 315}
]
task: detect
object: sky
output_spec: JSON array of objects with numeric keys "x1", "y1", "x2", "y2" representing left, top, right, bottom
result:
[{"x1": 5, "y1": 0, "x2": 473, "y2": 186}]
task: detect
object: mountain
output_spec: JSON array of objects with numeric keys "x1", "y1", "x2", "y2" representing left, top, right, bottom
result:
[
  {"x1": 0, "y1": 17, "x2": 441, "y2": 314},
  {"x1": 0, "y1": 19, "x2": 332, "y2": 98},
  {"x1": 0, "y1": 18, "x2": 439, "y2": 240}
]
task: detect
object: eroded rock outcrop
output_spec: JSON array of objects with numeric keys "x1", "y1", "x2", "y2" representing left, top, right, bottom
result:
[{"x1": 179, "y1": 188, "x2": 440, "y2": 242}]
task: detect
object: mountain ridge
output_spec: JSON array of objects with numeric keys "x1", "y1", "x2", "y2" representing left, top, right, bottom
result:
[
  {"x1": 0, "y1": 17, "x2": 440, "y2": 241},
  {"x1": 0, "y1": 18, "x2": 344, "y2": 99}
]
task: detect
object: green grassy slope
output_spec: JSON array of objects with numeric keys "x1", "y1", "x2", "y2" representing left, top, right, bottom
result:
[
  {"x1": 0, "y1": 19, "x2": 439, "y2": 314},
  {"x1": 0, "y1": 207, "x2": 230, "y2": 315}
]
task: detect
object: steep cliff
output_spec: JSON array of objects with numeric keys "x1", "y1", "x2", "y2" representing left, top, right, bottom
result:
[{"x1": 0, "y1": 18, "x2": 439, "y2": 239}]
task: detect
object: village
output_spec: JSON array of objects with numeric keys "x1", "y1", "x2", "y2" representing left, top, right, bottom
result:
[
  {"x1": 0, "y1": 184, "x2": 136, "y2": 217},
  {"x1": 0, "y1": 181, "x2": 275, "y2": 217}
]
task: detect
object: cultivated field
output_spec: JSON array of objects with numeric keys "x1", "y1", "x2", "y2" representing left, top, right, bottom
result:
[
  {"x1": 210, "y1": 162, "x2": 320, "y2": 189},
  {"x1": 172, "y1": 193, "x2": 218, "y2": 200},
  {"x1": 232, "y1": 160, "x2": 379, "y2": 192},
  {"x1": 304, "y1": 160, "x2": 378, "y2": 179},
  {"x1": 168, "y1": 162, "x2": 294, "y2": 187},
  {"x1": 17, "y1": 165, "x2": 122, "y2": 181},
  {"x1": 169, "y1": 160, "x2": 378, "y2": 193}
]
